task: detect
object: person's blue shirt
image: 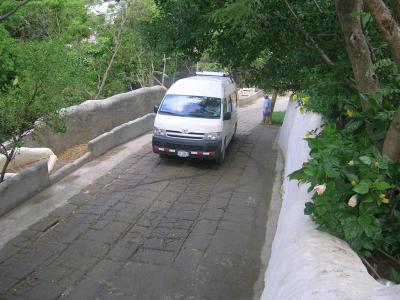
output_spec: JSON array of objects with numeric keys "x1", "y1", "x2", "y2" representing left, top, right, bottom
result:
[{"x1": 263, "y1": 97, "x2": 272, "y2": 112}]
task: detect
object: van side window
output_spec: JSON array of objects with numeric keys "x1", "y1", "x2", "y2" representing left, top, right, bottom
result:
[
  {"x1": 228, "y1": 96, "x2": 233, "y2": 112},
  {"x1": 223, "y1": 98, "x2": 228, "y2": 113}
]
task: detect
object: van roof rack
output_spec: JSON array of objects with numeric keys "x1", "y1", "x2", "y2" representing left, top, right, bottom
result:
[
  {"x1": 195, "y1": 71, "x2": 234, "y2": 82},
  {"x1": 195, "y1": 71, "x2": 230, "y2": 77}
]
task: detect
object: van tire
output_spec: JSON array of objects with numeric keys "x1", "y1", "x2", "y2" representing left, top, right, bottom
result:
[
  {"x1": 232, "y1": 123, "x2": 237, "y2": 141},
  {"x1": 158, "y1": 153, "x2": 167, "y2": 158},
  {"x1": 216, "y1": 140, "x2": 225, "y2": 165}
]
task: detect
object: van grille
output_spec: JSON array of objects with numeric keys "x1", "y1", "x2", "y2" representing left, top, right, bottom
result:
[{"x1": 166, "y1": 130, "x2": 204, "y2": 140}]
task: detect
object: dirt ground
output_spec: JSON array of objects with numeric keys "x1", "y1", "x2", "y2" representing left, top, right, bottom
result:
[{"x1": 52, "y1": 143, "x2": 88, "y2": 171}]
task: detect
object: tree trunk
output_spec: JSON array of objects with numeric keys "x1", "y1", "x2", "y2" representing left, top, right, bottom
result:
[
  {"x1": 390, "y1": 0, "x2": 400, "y2": 18},
  {"x1": 271, "y1": 89, "x2": 279, "y2": 112},
  {"x1": 364, "y1": 0, "x2": 400, "y2": 161},
  {"x1": 365, "y1": 0, "x2": 400, "y2": 70},
  {"x1": 0, "y1": 147, "x2": 15, "y2": 183},
  {"x1": 383, "y1": 106, "x2": 400, "y2": 161},
  {"x1": 334, "y1": 0, "x2": 379, "y2": 109},
  {"x1": 0, "y1": 155, "x2": 11, "y2": 183}
]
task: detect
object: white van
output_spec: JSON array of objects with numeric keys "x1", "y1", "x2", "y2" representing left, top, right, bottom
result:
[{"x1": 152, "y1": 72, "x2": 238, "y2": 163}]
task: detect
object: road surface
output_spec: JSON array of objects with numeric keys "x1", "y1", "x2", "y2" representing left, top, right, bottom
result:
[{"x1": 0, "y1": 97, "x2": 279, "y2": 300}]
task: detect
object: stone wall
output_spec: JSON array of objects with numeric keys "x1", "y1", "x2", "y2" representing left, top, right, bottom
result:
[
  {"x1": 238, "y1": 90, "x2": 263, "y2": 107},
  {"x1": 0, "y1": 160, "x2": 49, "y2": 216},
  {"x1": 23, "y1": 86, "x2": 166, "y2": 154}
]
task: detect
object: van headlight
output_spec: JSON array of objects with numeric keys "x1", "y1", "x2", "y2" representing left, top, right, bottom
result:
[
  {"x1": 154, "y1": 127, "x2": 167, "y2": 136},
  {"x1": 204, "y1": 132, "x2": 221, "y2": 141}
]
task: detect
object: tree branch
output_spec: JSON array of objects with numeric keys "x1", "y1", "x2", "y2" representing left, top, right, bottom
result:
[
  {"x1": 390, "y1": 0, "x2": 400, "y2": 18},
  {"x1": 152, "y1": 75, "x2": 162, "y2": 86},
  {"x1": 0, "y1": 143, "x2": 8, "y2": 156},
  {"x1": 312, "y1": 0, "x2": 323, "y2": 14},
  {"x1": 0, "y1": 140, "x2": 16, "y2": 183},
  {"x1": 361, "y1": 256, "x2": 381, "y2": 279},
  {"x1": 282, "y1": 0, "x2": 334, "y2": 66},
  {"x1": 0, "y1": 0, "x2": 32, "y2": 21},
  {"x1": 365, "y1": 0, "x2": 400, "y2": 70},
  {"x1": 377, "y1": 248, "x2": 400, "y2": 268},
  {"x1": 95, "y1": 13, "x2": 127, "y2": 99}
]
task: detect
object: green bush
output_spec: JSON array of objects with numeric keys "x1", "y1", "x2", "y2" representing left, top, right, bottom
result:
[{"x1": 290, "y1": 123, "x2": 400, "y2": 257}]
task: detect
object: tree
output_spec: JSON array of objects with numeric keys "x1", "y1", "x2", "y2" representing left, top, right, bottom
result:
[
  {"x1": 0, "y1": 0, "x2": 32, "y2": 21},
  {"x1": 362, "y1": 0, "x2": 400, "y2": 160},
  {"x1": 0, "y1": 40, "x2": 84, "y2": 182},
  {"x1": 334, "y1": 0, "x2": 379, "y2": 110},
  {"x1": 148, "y1": 0, "x2": 400, "y2": 161},
  {"x1": 1, "y1": 0, "x2": 91, "y2": 40}
]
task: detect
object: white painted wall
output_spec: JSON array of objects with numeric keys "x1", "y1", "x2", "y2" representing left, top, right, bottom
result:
[
  {"x1": 22, "y1": 86, "x2": 166, "y2": 154},
  {"x1": 261, "y1": 100, "x2": 400, "y2": 300}
]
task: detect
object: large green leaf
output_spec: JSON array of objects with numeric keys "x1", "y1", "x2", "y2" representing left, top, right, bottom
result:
[
  {"x1": 372, "y1": 181, "x2": 391, "y2": 191},
  {"x1": 353, "y1": 180, "x2": 371, "y2": 194},
  {"x1": 359, "y1": 156, "x2": 373, "y2": 165},
  {"x1": 343, "y1": 120, "x2": 363, "y2": 134}
]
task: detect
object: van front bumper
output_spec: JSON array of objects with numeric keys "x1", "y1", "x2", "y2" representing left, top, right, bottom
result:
[{"x1": 152, "y1": 135, "x2": 221, "y2": 159}]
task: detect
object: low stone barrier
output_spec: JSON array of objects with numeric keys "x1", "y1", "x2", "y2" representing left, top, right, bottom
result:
[
  {"x1": 261, "y1": 100, "x2": 400, "y2": 299},
  {"x1": 50, "y1": 113, "x2": 155, "y2": 185},
  {"x1": 0, "y1": 160, "x2": 49, "y2": 216},
  {"x1": 88, "y1": 113, "x2": 155, "y2": 158},
  {"x1": 23, "y1": 86, "x2": 166, "y2": 154},
  {"x1": 238, "y1": 90, "x2": 263, "y2": 107},
  {"x1": 49, "y1": 152, "x2": 92, "y2": 185}
]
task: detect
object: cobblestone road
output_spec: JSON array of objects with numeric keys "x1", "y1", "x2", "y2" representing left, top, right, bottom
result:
[{"x1": 0, "y1": 99, "x2": 278, "y2": 300}]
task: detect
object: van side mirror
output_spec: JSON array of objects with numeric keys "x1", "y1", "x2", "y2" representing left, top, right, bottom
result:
[
  {"x1": 153, "y1": 105, "x2": 159, "y2": 114},
  {"x1": 223, "y1": 112, "x2": 232, "y2": 120}
]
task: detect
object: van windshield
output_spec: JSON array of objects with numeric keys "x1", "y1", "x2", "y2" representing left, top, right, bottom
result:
[{"x1": 159, "y1": 94, "x2": 221, "y2": 119}]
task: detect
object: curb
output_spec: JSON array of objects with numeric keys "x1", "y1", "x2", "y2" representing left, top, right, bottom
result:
[{"x1": 49, "y1": 152, "x2": 93, "y2": 185}]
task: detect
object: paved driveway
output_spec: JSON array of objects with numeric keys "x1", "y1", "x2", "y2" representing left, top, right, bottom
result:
[{"x1": 0, "y1": 99, "x2": 278, "y2": 300}]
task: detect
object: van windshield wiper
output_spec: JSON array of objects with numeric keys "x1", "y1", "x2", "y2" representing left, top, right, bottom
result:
[
  {"x1": 189, "y1": 113, "x2": 219, "y2": 118},
  {"x1": 159, "y1": 111, "x2": 179, "y2": 116}
]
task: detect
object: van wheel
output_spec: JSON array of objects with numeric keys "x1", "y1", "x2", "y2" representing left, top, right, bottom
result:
[
  {"x1": 216, "y1": 140, "x2": 225, "y2": 165},
  {"x1": 159, "y1": 153, "x2": 167, "y2": 159},
  {"x1": 232, "y1": 123, "x2": 237, "y2": 141}
]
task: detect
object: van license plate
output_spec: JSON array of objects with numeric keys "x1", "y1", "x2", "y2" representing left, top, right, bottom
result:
[{"x1": 177, "y1": 150, "x2": 189, "y2": 158}]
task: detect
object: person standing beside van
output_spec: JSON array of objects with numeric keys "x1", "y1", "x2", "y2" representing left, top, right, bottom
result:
[{"x1": 262, "y1": 94, "x2": 272, "y2": 125}]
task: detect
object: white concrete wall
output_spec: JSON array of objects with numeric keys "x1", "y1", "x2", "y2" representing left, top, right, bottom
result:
[
  {"x1": 23, "y1": 86, "x2": 166, "y2": 154},
  {"x1": 238, "y1": 90, "x2": 263, "y2": 107},
  {"x1": 261, "y1": 100, "x2": 400, "y2": 300},
  {"x1": 88, "y1": 113, "x2": 155, "y2": 157},
  {"x1": 0, "y1": 160, "x2": 49, "y2": 216}
]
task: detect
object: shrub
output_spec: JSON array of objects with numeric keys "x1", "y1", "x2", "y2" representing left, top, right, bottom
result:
[{"x1": 290, "y1": 123, "x2": 400, "y2": 257}]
